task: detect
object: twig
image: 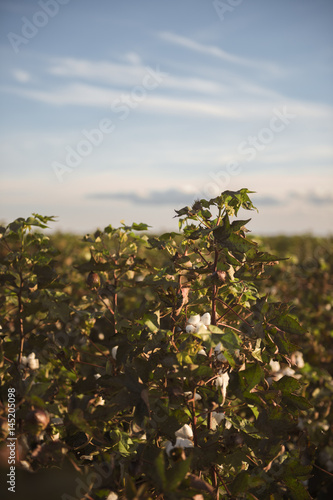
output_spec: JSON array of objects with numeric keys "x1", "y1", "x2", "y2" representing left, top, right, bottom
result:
[
  {"x1": 216, "y1": 297, "x2": 252, "y2": 327},
  {"x1": 313, "y1": 463, "x2": 333, "y2": 477},
  {"x1": 215, "y1": 468, "x2": 232, "y2": 497}
]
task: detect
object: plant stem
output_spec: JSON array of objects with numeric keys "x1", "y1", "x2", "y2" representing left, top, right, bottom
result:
[
  {"x1": 18, "y1": 270, "x2": 24, "y2": 365},
  {"x1": 211, "y1": 248, "x2": 218, "y2": 326}
]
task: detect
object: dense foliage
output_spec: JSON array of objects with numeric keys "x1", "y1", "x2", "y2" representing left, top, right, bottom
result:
[{"x1": 0, "y1": 189, "x2": 332, "y2": 500}]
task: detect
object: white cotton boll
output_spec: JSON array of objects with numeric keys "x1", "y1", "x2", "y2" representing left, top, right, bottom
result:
[
  {"x1": 294, "y1": 351, "x2": 305, "y2": 368},
  {"x1": 21, "y1": 356, "x2": 28, "y2": 366},
  {"x1": 212, "y1": 411, "x2": 225, "y2": 425},
  {"x1": 184, "y1": 391, "x2": 202, "y2": 401},
  {"x1": 216, "y1": 371, "x2": 229, "y2": 405},
  {"x1": 28, "y1": 358, "x2": 39, "y2": 370},
  {"x1": 175, "y1": 424, "x2": 193, "y2": 439},
  {"x1": 186, "y1": 324, "x2": 196, "y2": 333},
  {"x1": 225, "y1": 420, "x2": 232, "y2": 430},
  {"x1": 197, "y1": 349, "x2": 207, "y2": 356},
  {"x1": 215, "y1": 342, "x2": 223, "y2": 352},
  {"x1": 216, "y1": 352, "x2": 227, "y2": 363},
  {"x1": 214, "y1": 343, "x2": 227, "y2": 362},
  {"x1": 95, "y1": 397, "x2": 105, "y2": 406},
  {"x1": 26, "y1": 353, "x2": 39, "y2": 370},
  {"x1": 107, "y1": 493, "x2": 119, "y2": 500},
  {"x1": 165, "y1": 437, "x2": 194, "y2": 456},
  {"x1": 165, "y1": 440, "x2": 174, "y2": 456},
  {"x1": 111, "y1": 346, "x2": 118, "y2": 360},
  {"x1": 269, "y1": 360, "x2": 280, "y2": 373},
  {"x1": 94, "y1": 373, "x2": 101, "y2": 380},
  {"x1": 187, "y1": 314, "x2": 201, "y2": 326},
  {"x1": 200, "y1": 312, "x2": 211, "y2": 326},
  {"x1": 195, "y1": 322, "x2": 207, "y2": 333},
  {"x1": 175, "y1": 437, "x2": 194, "y2": 449},
  {"x1": 281, "y1": 367, "x2": 296, "y2": 377},
  {"x1": 195, "y1": 322, "x2": 209, "y2": 340}
]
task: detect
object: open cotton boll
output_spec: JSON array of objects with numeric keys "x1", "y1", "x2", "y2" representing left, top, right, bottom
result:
[
  {"x1": 195, "y1": 321, "x2": 207, "y2": 333},
  {"x1": 211, "y1": 410, "x2": 226, "y2": 429},
  {"x1": 165, "y1": 437, "x2": 194, "y2": 456},
  {"x1": 200, "y1": 312, "x2": 211, "y2": 326},
  {"x1": 111, "y1": 346, "x2": 118, "y2": 360},
  {"x1": 184, "y1": 391, "x2": 202, "y2": 401},
  {"x1": 216, "y1": 371, "x2": 230, "y2": 405},
  {"x1": 269, "y1": 359, "x2": 280, "y2": 373},
  {"x1": 22, "y1": 352, "x2": 39, "y2": 370},
  {"x1": 107, "y1": 493, "x2": 118, "y2": 500},
  {"x1": 212, "y1": 411, "x2": 225, "y2": 425},
  {"x1": 293, "y1": 351, "x2": 305, "y2": 368},
  {"x1": 187, "y1": 314, "x2": 201, "y2": 326},
  {"x1": 197, "y1": 349, "x2": 207, "y2": 356},
  {"x1": 175, "y1": 423, "x2": 193, "y2": 439},
  {"x1": 280, "y1": 367, "x2": 296, "y2": 377},
  {"x1": 28, "y1": 357, "x2": 39, "y2": 370},
  {"x1": 195, "y1": 322, "x2": 210, "y2": 341},
  {"x1": 214, "y1": 342, "x2": 227, "y2": 363},
  {"x1": 186, "y1": 324, "x2": 196, "y2": 333},
  {"x1": 175, "y1": 437, "x2": 194, "y2": 449}
]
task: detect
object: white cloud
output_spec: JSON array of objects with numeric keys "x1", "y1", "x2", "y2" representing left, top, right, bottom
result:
[
  {"x1": 158, "y1": 31, "x2": 285, "y2": 77},
  {"x1": 47, "y1": 56, "x2": 226, "y2": 94},
  {"x1": 2, "y1": 80, "x2": 332, "y2": 123},
  {"x1": 12, "y1": 69, "x2": 31, "y2": 83},
  {"x1": 124, "y1": 52, "x2": 142, "y2": 65}
]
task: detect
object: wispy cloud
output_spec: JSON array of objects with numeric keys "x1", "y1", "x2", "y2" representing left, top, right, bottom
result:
[
  {"x1": 158, "y1": 32, "x2": 284, "y2": 77},
  {"x1": 87, "y1": 188, "x2": 196, "y2": 206},
  {"x1": 86, "y1": 188, "x2": 333, "y2": 208},
  {"x1": 12, "y1": 69, "x2": 31, "y2": 83},
  {"x1": 2, "y1": 80, "x2": 331, "y2": 121},
  {"x1": 47, "y1": 56, "x2": 224, "y2": 94}
]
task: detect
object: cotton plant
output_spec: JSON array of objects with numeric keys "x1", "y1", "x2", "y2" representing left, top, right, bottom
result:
[
  {"x1": 164, "y1": 424, "x2": 194, "y2": 457},
  {"x1": 215, "y1": 371, "x2": 230, "y2": 405},
  {"x1": 185, "y1": 312, "x2": 211, "y2": 340},
  {"x1": 268, "y1": 355, "x2": 304, "y2": 384},
  {"x1": 20, "y1": 352, "x2": 39, "y2": 370},
  {"x1": 214, "y1": 342, "x2": 227, "y2": 363}
]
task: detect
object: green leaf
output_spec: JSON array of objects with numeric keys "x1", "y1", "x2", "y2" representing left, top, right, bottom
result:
[
  {"x1": 131, "y1": 222, "x2": 150, "y2": 231},
  {"x1": 239, "y1": 363, "x2": 264, "y2": 391},
  {"x1": 230, "y1": 218, "x2": 252, "y2": 231},
  {"x1": 0, "y1": 273, "x2": 17, "y2": 287},
  {"x1": 283, "y1": 394, "x2": 312, "y2": 411},
  {"x1": 231, "y1": 470, "x2": 249, "y2": 495},
  {"x1": 246, "y1": 247, "x2": 282, "y2": 263},
  {"x1": 251, "y1": 338, "x2": 263, "y2": 362},
  {"x1": 153, "y1": 451, "x2": 167, "y2": 491},
  {"x1": 283, "y1": 476, "x2": 312, "y2": 500},
  {"x1": 165, "y1": 457, "x2": 191, "y2": 491},
  {"x1": 274, "y1": 375, "x2": 302, "y2": 394},
  {"x1": 271, "y1": 314, "x2": 306, "y2": 335},
  {"x1": 125, "y1": 475, "x2": 137, "y2": 500},
  {"x1": 217, "y1": 328, "x2": 241, "y2": 352}
]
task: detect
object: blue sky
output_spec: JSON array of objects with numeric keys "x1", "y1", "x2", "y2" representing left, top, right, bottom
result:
[{"x1": 0, "y1": 0, "x2": 332, "y2": 234}]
